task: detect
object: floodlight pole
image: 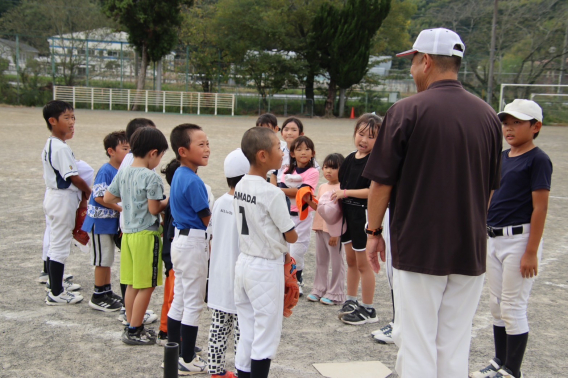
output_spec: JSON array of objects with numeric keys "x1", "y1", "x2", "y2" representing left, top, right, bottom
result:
[{"x1": 486, "y1": 0, "x2": 498, "y2": 105}]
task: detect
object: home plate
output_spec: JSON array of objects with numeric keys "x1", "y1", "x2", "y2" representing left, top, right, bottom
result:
[{"x1": 313, "y1": 361, "x2": 391, "y2": 378}]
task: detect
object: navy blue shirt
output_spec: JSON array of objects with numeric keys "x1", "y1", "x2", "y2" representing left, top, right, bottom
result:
[
  {"x1": 488, "y1": 147, "x2": 552, "y2": 227},
  {"x1": 170, "y1": 166, "x2": 211, "y2": 230}
]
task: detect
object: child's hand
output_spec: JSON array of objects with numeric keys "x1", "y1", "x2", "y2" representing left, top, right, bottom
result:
[
  {"x1": 328, "y1": 236, "x2": 339, "y2": 246},
  {"x1": 520, "y1": 251, "x2": 538, "y2": 278}
]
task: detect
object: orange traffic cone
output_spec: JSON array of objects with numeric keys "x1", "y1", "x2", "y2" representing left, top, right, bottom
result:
[{"x1": 349, "y1": 107, "x2": 356, "y2": 119}]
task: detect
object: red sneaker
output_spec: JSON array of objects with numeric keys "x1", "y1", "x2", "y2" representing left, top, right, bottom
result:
[{"x1": 212, "y1": 372, "x2": 238, "y2": 378}]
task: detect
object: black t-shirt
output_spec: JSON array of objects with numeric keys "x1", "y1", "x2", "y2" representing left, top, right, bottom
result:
[
  {"x1": 339, "y1": 152, "x2": 371, "y2": 207},
  {"x1": 488, "y1": 147, "x2": 552, "y2": 227},
  {"x1": 363, "y1": 80, "x2": 502, "y2": 276}
]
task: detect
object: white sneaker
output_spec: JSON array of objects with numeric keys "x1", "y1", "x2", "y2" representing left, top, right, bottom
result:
[
  {"x1": 45, "y1": 280, "x2": 81, "y2": 292},
  {"x1": 45, "y1": 290, "x2": 84, "y2": 305},
  {"x1": 120, "y1": 310, "x2": 159, "y2": 325},
  {"x1": 178, "y1": 355, "x2": 206, "y2": 375},
  {"x1": 469, "y1": 358, "x2": 502, "y2": 378},
  {"x1": 38, "y1": 272, "x2": 49, "y2": 284},
  {"x1": 372, "y1": 322, "x2": 393, "y2": 336},
  {"x1": 373, "y1": 322, "x2": 394, "y2": 344}
]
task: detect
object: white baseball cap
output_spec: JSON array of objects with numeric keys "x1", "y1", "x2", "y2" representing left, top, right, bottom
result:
[
  {"x1": 498, "y1": 99, "x2": 543, "y2": 122},
  {"x1": 224, "y1": 148, "x2": 250, "y2": 178},
  {"x1": 397, "y1": 28, "x2": 465, "y2": 58}
]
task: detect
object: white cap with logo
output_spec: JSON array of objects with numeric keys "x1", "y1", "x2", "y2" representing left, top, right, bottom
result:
[
  {"x1": 224, "y1": 148, "x2": 250, "y2": 178},
  {"x1": 498, "y1": 99, "x2": 543, "y2": 122},
  {"x1": 397, "y1": 28, "x2": 465, "y2": 58}
]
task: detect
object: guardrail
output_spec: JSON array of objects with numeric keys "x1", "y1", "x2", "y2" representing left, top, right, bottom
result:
[{"x1": 53, "y1": 86, "x2": 235, "y2": 115}]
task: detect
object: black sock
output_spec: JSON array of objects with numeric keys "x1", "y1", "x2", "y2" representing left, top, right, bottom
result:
[
  {"x1": 391, "y1": 289, "x2": 395, "y2": 322},
  {"x1": 46, "y1": 257, "x2": 51, "y2": 276},
  {"x1": 93, "y1": 285, "x2": 106, "y2": 298},
  {"x1": 237, "y1": 370, "x2": 251, "y2": 378},
  {"x1": 250, "y1": 358, "x2": 271, "y2": 378},
  {"x1": 167, "y1": 317, "x2": 182, "y2": 351},
  {"x1": 494, "y1": 325, "x2": 507, "y2": 364},
  {"x1": 104, "y1": 284, "x2": 112, "y2": 293},
  {"x1": 43, "y1": 260, "x2": 48, "y2": 273},
  {"x1": 181, "y1": 324, "x2": 198, "y2": 363},
  {"x1": 296, "y1": 270, "x2": 303, "y2": 284},
  {"x1": 120, "y1": 283, "x2": 127, "y2": 303},
  {"x1": 505, "y1": 332, "x2": 529, "y2": 377},
  {"x1": 128, "y1": 324, "x2": 143, "y2": 334},
  {"x1": 48, "y1": 260, "x2": 64, "y2": 296}
]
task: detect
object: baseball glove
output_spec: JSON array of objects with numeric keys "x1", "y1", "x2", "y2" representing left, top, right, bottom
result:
[
  {"x1": 283, "y1": 257, "x2": 300, "y2": 318},
  {"x1": 73, "y1": 206, "x2": 90, "y2": 246}
]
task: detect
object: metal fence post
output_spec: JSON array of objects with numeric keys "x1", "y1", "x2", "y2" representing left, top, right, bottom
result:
[
  {"x1": 145, "y1": 90, "x2": 148, "y2": 113},
  {"x1": 127, "y1": 89, "x2": 130, "y2": 110},
  {"x1": 214, "y1": 93, "x2": 218, "y2": 116},
  {"x1": 72, "y1": 87, "x2": 76, "y2": 108},
  {"x1": 110, "y1": 88, "x2": 113, "y2": 110},
  {"x1": 180, "y1": 92, "x2": 183, "y2": 114},
  {"x1": 91, "y1": 87, "x2": 94, "y2": 110},
  {"x1": 53, "y1": 85, "x2": 57, "y2": 100},
  {"x1": 86, "y1": 39, "x2": 89, "y2": 86},
  {"x1": 163, "y1": 91, "x2": 166, "y2": 113},
  {"x1": 232, "y1": 94, "x2": 235, "y2": 116},
  {"x1": 197, "y1": 92, "x2": 201, "y2": 115},
  {"x1": 15, "y1": 34, "x2": 20, "y2": 104}
]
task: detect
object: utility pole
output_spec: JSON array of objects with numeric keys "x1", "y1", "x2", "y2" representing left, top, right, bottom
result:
[{"x1": 487, "y1": 0, "x2": 498, "y2": 105}]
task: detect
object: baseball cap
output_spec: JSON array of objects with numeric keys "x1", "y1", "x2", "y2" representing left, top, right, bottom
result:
[
  {"x1": 396, "y1": 28, "x2": 465, "y2": 58},
  {"x1": 224, "y1": 148, "x2": 250, "y2": 178},
  {"x1": 497, "y1": 99, "x2": 543, "y2": 122},
  {"x1": 296, "y1": 186, "x2": 317, "y2": 221}
]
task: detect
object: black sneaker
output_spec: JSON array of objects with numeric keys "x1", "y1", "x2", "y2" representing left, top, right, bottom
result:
[
  {"x1": 89, "y1": 294, "x2": 122, "y2": 312},
  {"x1": 337, "y1": 299, "x2": 359, "y2": 319},
  {"x1": 109, "y1": 291, "x2": 124, "y2": 304},
  {"x1": 122, "y1": 327, "x2": 156, "y2": 345},
  {"x1": 341, "y1": 306, "x2": 378, "y2": 325}
]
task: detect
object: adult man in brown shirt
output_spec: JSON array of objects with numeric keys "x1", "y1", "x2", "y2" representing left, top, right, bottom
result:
[{"x1": 362, "y1": 28, "x2": 502, "y2": 377}]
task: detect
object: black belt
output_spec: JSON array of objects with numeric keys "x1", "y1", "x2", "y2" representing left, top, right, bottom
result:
[
  {"x1": 179, "y1": 229, "x2": 208, "y2": 239},
  {"x1": 290, "y1": 211, "x2": 299, "y2": 216},
  {"x1": 487, "y1": 225, "x2": 524, "y2": 238}
]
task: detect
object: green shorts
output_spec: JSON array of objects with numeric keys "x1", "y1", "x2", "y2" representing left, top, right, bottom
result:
[{"x1": 120, "y1": 229, "x2": 163, "y2": 289}]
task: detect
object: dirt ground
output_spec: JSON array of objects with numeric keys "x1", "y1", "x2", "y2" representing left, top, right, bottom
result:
[{"x1": 0, "y1": 106, "x2": 566, "y2": 378}]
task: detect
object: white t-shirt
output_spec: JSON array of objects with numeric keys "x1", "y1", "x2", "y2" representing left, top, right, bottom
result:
[
  {"x1": 233, "y1": 175, "x2": 295, "y2": 260},
  {"x1": 208, "y1": 193, "x2": 239, "y2": 314},
  {"x1": 42, "y1": 137, "x2": 79, "y2": 191}
]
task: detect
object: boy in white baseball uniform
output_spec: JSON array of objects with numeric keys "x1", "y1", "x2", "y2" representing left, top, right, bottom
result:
[
  {"x1": 233, "y1": 127, "x2": 298, "y2": 378},
  {"x1": 206, "y1": 149, "x2": 250, "y2": 378},
  {"x1": 42, "y1": 100, "x2": 91, "y2": 305},
  {"x1": 470, "y1": 100, "x2": 552, "y2": 378},
  {"x1": 167, "y1": 123, "x2": 211, "y2": 375}
]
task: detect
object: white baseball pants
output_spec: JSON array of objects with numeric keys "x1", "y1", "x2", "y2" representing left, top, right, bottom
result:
[
  {"x1": 392, "y1": 268, "x2": 484, "y2": 378},
  {"x1": 289, "y1": 212, "x2": 315, "y2": 271},
  {"x1": 487, "y1": 225, "x2": 542, "y2": 335},
  {"x1": 43, "y1": 215, "x2": 50, "y2": 262},
  {"x1": 168, "y1": 228, "x2": 209, "y2": 326},
  {"x1": 43, "y1": 188, "x2": 80, "y2": 264},
  {"x1": 234, "y1": 254, "x2": 284, "y2": 373}
]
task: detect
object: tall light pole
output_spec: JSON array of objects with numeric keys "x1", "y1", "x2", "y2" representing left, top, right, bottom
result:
[{"x1": 487, "y1": 0, "x2": 498, "y2": 105}]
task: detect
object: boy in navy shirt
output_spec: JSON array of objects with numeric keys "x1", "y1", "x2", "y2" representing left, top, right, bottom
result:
[
  {"x1": 470, "y1": 99, "x2": 552, "y2": 378},
  {"x1": 82, "y1": 131, "x2": 129, "y2": 312},
  {"x1": 167, "y1": 124, "x2": 211, "y2": 375}
]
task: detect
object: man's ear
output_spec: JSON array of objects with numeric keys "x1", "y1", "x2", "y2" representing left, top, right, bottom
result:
[
  {"x1": 532, "y1": 121, "x2": 543, "y2": 134},
  {"x1": 423, "y1": 53, "x2": 433, "y2": 74}
]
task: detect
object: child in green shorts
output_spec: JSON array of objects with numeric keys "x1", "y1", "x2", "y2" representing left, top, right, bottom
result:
[{"x1": 104, "y1": 127, "x2": 169, "y2": 345}]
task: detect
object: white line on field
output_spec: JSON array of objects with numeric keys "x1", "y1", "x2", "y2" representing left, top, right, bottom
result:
[{"x1": 550, "y1": 196, "x2": 568, "y2": 199}]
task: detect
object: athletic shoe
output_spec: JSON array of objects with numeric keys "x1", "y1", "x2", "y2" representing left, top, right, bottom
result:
[
  {"x1": 38, "y1": 272, "x2": 49, "y2": 284},
  {"x1": 45, "y1": 290, "x2": 84, "y2": 305},
  {"x1": 337, "y1": 299, "x2": 359, "y2": 319},
  {"x1": 373, "y1": 323, "x2": 394, "y2": 344},
  {"x1": 178, "y1": 355, "x2": 206, "y2": 375},
  {"x1": 469, "y1": 358, "x2": 502, "y2": 378},
  {"x1": 89, "y1": 294, "x2": 122, "y2": 312},
  {"x1": 494, "y1": 367, "x2": 522, "y2": 378},
  {"x1": 340, "y1": 306, "x2": 378, "y2": 325},
  {"x1": 212, "y1": 371, "x2": 238, "y2": 378},
  {"x1": 194, "y1": 346, "x2": 203, "y2": 355},
  {"x1": 119, "y1": 309, "x2": 158, "y2": 325},
  {"x1": 45, "y1": 280, "x2": 81, "y2": 292},
  {"x1": 109, "y1": 291, "x2": 123, "y2": 304},
  {"x1": 320, "y1": 297, "x2": 336, "y2": 305},
  {"x1": 307, "y1": 294, "x2": 320, "y2": 302},
  {"x1": 117, "y1": 307, "x2": 126, "y2": 323},
  {"x1": 157, "y1": 330, "x2": 168, "y2": 346},
  {"x1": 121, "y1": 327, "x2": 156, "y2": 346}
]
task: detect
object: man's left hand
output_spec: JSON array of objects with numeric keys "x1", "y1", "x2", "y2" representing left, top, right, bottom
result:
[{"x1": 366, "y1": 235, "x2": 386, "y2": 274}]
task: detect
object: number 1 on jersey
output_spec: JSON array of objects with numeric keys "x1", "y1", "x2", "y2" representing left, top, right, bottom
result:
[{"x1": 239, "y1": 206, "x2": 249, "y2": 235}]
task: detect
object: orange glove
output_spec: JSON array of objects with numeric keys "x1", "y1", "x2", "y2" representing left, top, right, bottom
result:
[
  {"x1": 73, "y1": 206, "x2": 90, "y2": 246},
  {"x1": 283, "y1": 257, "x2": 300, "y2": 317}
]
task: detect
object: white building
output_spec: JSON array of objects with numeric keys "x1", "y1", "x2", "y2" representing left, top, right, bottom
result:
[{"x1": 0, "y1": 38, "x2": 39, "y2": 73}]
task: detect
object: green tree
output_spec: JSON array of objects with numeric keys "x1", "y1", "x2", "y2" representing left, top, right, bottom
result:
[
  {"x1": 103, "y1": 0, "x2": 193, "y2": 98},
  {"x1": 310, "y1": 0, "x2": 391, "y2": 117}
]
